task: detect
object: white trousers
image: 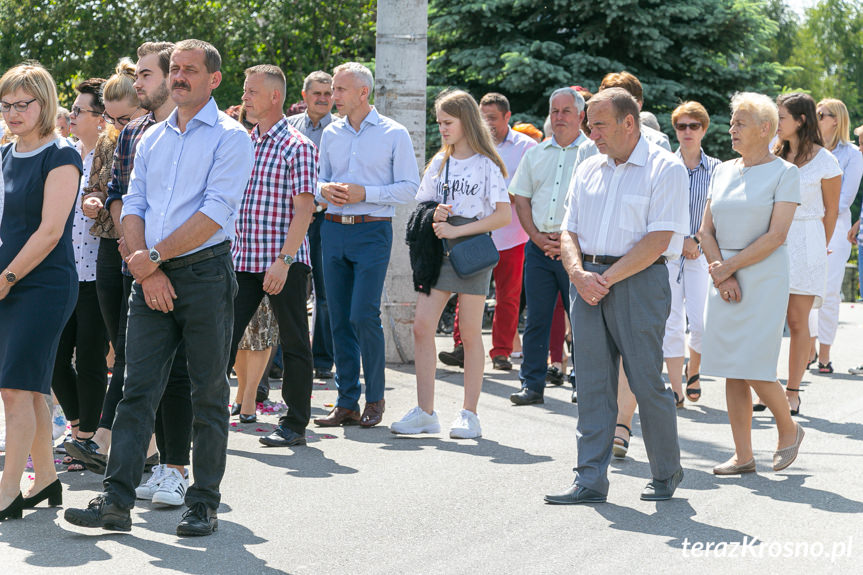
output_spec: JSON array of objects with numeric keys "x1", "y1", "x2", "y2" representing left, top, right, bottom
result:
[
  {"x1": 809, "y1": 212, "x2": 852, "y2": 345},
  {"x1": 662, "y1": 254, "x2": 709, "y2": 357}
]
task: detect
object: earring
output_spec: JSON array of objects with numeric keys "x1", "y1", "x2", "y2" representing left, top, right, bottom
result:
[{"x1": 97, "y1": 126, "x2": 102, "y2": 131}]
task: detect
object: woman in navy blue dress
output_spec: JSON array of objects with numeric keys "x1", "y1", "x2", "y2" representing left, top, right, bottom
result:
[{"x1": 0, "y1": 63, "x2": 82, "y2": 520}]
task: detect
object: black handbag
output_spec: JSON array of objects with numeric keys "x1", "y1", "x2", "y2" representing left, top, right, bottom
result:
[{"x1": 439, "y1": 157, "x2": 500, "y2": 278}]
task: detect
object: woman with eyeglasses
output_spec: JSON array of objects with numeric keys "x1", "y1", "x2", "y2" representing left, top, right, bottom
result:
[
  {"x1": 50, "y1": 78, "x2": 110, "y2": 473},
  {"x1": 0, "y1": 63, "x2": 83, "y2": 519},
  {"x1": 807, "y1": 99, "x2": 863, "y2": 374}
]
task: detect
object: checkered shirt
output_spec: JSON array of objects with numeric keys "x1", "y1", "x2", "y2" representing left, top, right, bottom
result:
[
  {"x1": 105, "y1": 112, "x2": 157, "y2": 209},
  {"x1": 232, "y1": 117, "x2": 317, "y2": 272}
]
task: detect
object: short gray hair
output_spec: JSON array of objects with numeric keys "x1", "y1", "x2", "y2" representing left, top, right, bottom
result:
[
  {"x1": 303, "y1": 71, "x2": 333, "y2": 93},
  {"x1": 639, "y1": 111, "x2": 660, "y2": 131},
  {"x1": 548, "y1": 87, "x2": 585, "y2": 113},
  {"x1": 333, "y1": 62, "x2": 374, "y2": 96},
  {"x1": 730, "y1": 92, "x2": 778, "y2": 136}
]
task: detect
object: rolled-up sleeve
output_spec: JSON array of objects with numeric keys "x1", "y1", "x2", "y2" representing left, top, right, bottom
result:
[
  {"x1": 199, "y1": 129, "x2": 254, "y2": 228},
  {"x1": 120, "y1": 136, "x2": 149, "y2": 222},
  {"x1": 363, "y1": 129, "x2": 420, "y2": 205}
]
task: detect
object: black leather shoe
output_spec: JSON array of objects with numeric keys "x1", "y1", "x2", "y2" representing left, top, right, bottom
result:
[
  {"x1": 256, "y1": 380, "x2": 270, "y2": 403},
  {"x1": 64, "y1": 438, "x2": 107, "y2": 475},
  {"x1": 640, "y1": 468, "x2": 684, "y2": 501},
  {"x1": 438, "y1": 344, "x2": 464, "y2": 368},
  {"x1": 22, "y1": 478, "x2": 62, "y2": 508},
  {"x1": 64, "y1": 495, "x2": 132, "y2": 531},
  {"x1": 510, "y1": 388, "x2": 544, "y2": 406},
  {"x1": 177, "y1": 501, "x2": 218, "y2": 536},
  {"x1": 259, "y1": 426, "x2": 307, "y2": 447},
  {"x1": 546, "y1": 366, "x2": 564, "y2": 386},
  {"x1": 544, "y1": 484, "x2": 606, "y2": 505},
  {"x1": 268, "y1": 365, "x2": 283, "y2": 380},
  {"x1": 239, "y1": 414, "x2": 257, "y2": 424},
  {"x1": 314, "y1": 368, "x2": 334, "y2": 380},
  {"x1": 230, "y1": 403, "x2": 242, "y2": 416}
]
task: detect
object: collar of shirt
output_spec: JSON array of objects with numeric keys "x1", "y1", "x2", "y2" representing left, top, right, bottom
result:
[
  {"x1": 675, "y1": 147, "x2": 709, "y2": 172},
  {"x1": 340, "y1": 106, "x2": 380, "y2": 136},
  {"x1": 545, "y1": 131, "x2": 587, "y2": 150},
  {"x1": 253, "y1": 115, "x2": 288, "y2": 142},
  {"x1": 165, "y1": 97, "x2": 218, "y2": 134},
  {"x1": 303, "y1": 111, "x2": 332, "y2": 131},
  {"x1": 605, "y1": 135, "x2": 649, "y2": 169}
]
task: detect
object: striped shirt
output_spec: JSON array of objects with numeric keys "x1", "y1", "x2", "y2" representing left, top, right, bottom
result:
[
  {"x1": 232, "y1": 116, "x2": 317, "y2": 272},
  {"x1": 676, "y1": 148, "x2": 720, "y2": 236}
]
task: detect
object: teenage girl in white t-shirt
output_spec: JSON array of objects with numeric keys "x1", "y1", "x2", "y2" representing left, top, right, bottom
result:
[{"x1": 392, "y1": 90, "x2": 510, "y2": 439}]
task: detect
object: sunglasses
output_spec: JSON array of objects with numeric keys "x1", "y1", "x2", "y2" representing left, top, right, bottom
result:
[
  {"x1": 675, "y1": 122, "x2": 703, "y2": 131},
  {"x1": 817, "y1": 111, "x2": 835, "y2": 121}
]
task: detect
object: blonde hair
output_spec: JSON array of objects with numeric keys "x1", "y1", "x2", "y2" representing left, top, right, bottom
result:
[
  {"x1": 817, "y1": 98, "x2": 850, "y2": 151},
  {"x1": 671, "y1": 101, "x2": 710, "y2": 131},
  {"x1": 0, "y1": 62, "x2": 58, "y2": 139},
  {"x1": 429, "y1": 89, "x2": 507, "y2": 179},
  {"x1": 103, "y1": 58, "x2": 138, "y2": 105},
  {"x1": 730, "y1": 92, "x2": 778, "y2": 136}
]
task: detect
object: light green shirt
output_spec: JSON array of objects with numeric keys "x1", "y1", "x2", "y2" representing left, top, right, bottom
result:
[{"x1": 510, "y1": 132, "x2": 588, "y2": 233}]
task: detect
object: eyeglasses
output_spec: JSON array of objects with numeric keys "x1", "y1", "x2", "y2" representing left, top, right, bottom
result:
[
  {"x1": 70, "y1": 106, "x2": 101, "y2": 118},
  {"x1": 0, "y1": 98, "x2": 37, "y2": 113},
  {"x1": 817, "y1": 111, "x2": 835, "y2": 121},
  {"x1": 102, "y1": 107, "x2": 140, "y2": 127},
  {"x1": 675, "y1": 122, "x2": 703, "y2": 131}
]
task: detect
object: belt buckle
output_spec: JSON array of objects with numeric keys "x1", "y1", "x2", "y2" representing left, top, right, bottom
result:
[
  {"x1": 342, "y1": 215, "x2": 354, "y2": 225},
  {"x1": 587, "y1": 254, "x2": 597, "y2": 264}
]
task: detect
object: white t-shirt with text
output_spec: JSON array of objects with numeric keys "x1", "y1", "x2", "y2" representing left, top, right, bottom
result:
[{"x1": 416, "y1": 152, "x2": 509, "y2": 220}]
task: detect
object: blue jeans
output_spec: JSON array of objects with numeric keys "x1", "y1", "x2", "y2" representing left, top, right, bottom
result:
[
  {"x1": 103, "y1": 252, "x2": 236, "y2": 510},
  {"x1": 309, "y1": 211, "x2": 334, "y2": 371},
  {"x1": 321, "y1": 219, "x2": 391, "y2": 411},
  {"x1": 519, "y1": 240, "x2": 573, "y2": 393}
]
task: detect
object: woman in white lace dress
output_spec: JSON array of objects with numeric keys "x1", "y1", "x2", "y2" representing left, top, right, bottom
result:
[{"x1": 767, "y1": 93, "x2": 841, "y2": 416}]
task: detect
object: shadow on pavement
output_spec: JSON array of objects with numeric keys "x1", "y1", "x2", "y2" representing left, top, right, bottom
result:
[
  {"x1": 226, "y1": 446, "x2": 358, "y2": 478},
  {"x1": 342, "y1": 427, "x2": 554, "y2": 465}
]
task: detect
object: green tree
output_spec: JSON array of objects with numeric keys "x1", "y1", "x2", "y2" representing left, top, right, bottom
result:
[
  {"x1": 428, "y1": 0, "x2": 790, "y2": 159},
  {"x1": 0, "y1": 0, "x2": 377, "y2": 109}
]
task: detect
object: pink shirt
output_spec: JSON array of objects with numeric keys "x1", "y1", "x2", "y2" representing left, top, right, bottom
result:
[{"x1": 491, "y1": 127, "x2": 536, "y2": 250}]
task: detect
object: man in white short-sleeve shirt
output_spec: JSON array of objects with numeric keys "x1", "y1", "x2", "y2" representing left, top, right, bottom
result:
[{"x1": 546, "y1": 88, "x2": 689, "y2": 506}]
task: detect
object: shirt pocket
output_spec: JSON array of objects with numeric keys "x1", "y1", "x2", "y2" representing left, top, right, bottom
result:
[{"x1": 619, "y1": 194, "x2": 650, "y2": 233}]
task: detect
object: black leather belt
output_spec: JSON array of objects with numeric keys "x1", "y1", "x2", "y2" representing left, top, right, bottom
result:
[
  {"x1": 161, "y1": 241, "x2": 231, "y2": 271},
  {"x1": 582, "y1": 253, "x2": 666, "y2": 266}
]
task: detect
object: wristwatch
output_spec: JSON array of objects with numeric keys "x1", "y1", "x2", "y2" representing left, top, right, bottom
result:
[
  {"x1": 278, "y1": 253, "x2": 294, "y2": 266},
  {"x1": 4, "y1": 270, "x2": 16, "y2": 284},
  {"x1": 689, "y1": 235, "x2": 701, "y2": 245},
  {"x1": 149, "y1": 247, "x2": 162, "y2": 265}
]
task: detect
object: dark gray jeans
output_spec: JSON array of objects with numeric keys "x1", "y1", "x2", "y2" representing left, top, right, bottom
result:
[
  {"x1": 570, "y1": 261, "x2": 681, "y2": 496},
  {"x1": 103, "y1": 252, "x2": 237, "y2": 510}
]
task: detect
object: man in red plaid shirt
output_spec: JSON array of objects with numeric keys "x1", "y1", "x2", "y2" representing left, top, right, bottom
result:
[{"x1": 228, "y1": 64, "x2": 317, "y2": 447}]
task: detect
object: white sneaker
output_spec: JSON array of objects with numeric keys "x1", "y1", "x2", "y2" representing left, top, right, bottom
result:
[
  {"x1": 52, "y1": 404, "x2": 67, "y2": 441},
  {"x1": 849, "y1": 365, "x2": 863, "y2": 375},
  {"x1": 151, "y1": 467, "x2": 188, "y2": 507},
  {"x1": 135, "y1": 464, "x2": 167, "y2": 500},
  {"x1": 0, "y1": 427, "x2": 5, "y2": 452},
  {"x1": 390, "y1": 406, "x2": 441, "y2": 434},
  {"x1": 449, "y1": 409, "x2": 482, "y2": 439}
]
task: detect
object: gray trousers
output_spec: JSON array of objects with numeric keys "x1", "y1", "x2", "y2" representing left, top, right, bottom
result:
[{"x1": 570, "y1": 262, "x2": 681, "y2": 495}]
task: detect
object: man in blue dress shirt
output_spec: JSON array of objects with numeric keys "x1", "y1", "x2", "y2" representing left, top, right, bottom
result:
[
  {"x1": 313, "y1": 62, "x2": 419, "y2": 428},
  {"x1": 65, "y1": 39, "x2": 254, "y2": 537}
]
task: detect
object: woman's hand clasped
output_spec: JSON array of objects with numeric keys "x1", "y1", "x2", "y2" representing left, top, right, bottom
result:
[
  {"x1": 432, "y1": 204, "x2": 459, "y2": 239},
  {"x1": 708, "y1": 260, "x2": 734, "y2": 286},
  {"x1": 717, "y1": 277, "x2": 741, "y2": 303}
]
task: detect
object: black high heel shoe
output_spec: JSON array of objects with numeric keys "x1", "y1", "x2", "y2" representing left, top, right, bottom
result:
[
  {"x1": 231, "y1": 403, "x2": 242, "y2": 416},
  {"x1": 22, "y1": 479, "x2": 62, "y2": 509},
  {"x1": 0, "y1": 493, "x2": 25, "y2": 520},
  {"x1": 786, "y1": 387, "x2": 803, "y2": 416}
]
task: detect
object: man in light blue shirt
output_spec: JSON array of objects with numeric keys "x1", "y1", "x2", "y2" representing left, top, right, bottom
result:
[
  {"x1": 65, "y1": 39, "x2": 253, "y2": 537},
  {"x1": 313, "y1": 62, "x2": 419, "y2": 428}
]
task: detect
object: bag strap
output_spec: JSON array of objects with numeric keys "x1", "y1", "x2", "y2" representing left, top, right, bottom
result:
[{"x1": 441, "y1": 156, "x2": 451, "y2": 205}]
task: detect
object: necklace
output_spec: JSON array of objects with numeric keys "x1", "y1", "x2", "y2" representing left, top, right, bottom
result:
[{"x1": 738, "y1": 151, "x2": 773, "y2": 175}]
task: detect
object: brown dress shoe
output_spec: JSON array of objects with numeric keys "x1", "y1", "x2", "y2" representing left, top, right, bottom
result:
[
  {"x1": 313, "y1": 407, "x2": 361, "y2": 427},
  {"x1": 359, "y1": 400, "x2": 385, "y2": 427}
]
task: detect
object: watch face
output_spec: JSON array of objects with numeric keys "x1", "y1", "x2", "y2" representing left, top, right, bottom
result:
[
  {"x1": 5, "y1": 272, "x2": 15, "y2": 283},
  {"x1": 149, "y1": 250, "x2": 160, "y2": 262}
]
